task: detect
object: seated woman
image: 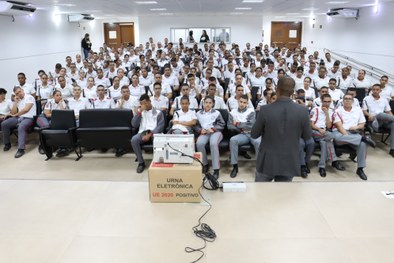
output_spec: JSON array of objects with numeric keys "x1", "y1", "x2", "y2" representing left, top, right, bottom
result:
[
  {"x1": 168, "y1": 96, "x2": 197, "y2": 134},
  {"x1": 36, "y1": 90, "x2": 67, "y2": 128},
  {"x1": 0, "y1": 88, "x2": 12, "y2": 126},
  {"x1": 196, "y1": 96, "x2": 225, "y2": 179}
]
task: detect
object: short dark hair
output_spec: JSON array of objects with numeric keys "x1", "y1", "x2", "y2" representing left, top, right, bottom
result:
[
  {"x1": 277, "y1": 77, "x2": 295, "y2": 97},
  {"x1": 139, "y1": 93, "x2": 150, "y2": 102},
  {"x1": 240, "y1": 94, "x2": 249, "y2": 101},
  {"x1": 180, "y1": 95, "x2": 190, "y2": 103},
  {"x1": 0, "y1": 88, "x2": 7, "y2": 95}
]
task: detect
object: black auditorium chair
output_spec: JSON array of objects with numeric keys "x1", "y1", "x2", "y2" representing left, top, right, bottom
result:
[{"x1": 39, "y1": 109, "x2": 81, "y2": 161}]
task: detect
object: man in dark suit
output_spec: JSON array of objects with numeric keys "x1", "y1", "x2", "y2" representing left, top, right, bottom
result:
[{"x1": 251, "y1": 77, "x2": 312, "y2": 182}]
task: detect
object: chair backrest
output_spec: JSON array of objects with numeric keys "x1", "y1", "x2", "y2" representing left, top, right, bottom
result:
[
  {"x1": 51, "y1": 110, "x2": 76, "y2": 129},
  {"x1": 251, "y1": 86, "x2": 260, "y2": 107},
  {"x1": 79, "y1": 109, "x2": 133, "y2": 128},
  {"x1": 355, "y1": 89, "x2": 366, "y2": 106},
  {"x1": 390, "y1": 100, "x2": 394, "y2": 114}
]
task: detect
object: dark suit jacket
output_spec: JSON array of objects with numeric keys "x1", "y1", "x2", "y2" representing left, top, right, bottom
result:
[{"x1": 251, "y1": 97, "x2": 312, "y2": 178}]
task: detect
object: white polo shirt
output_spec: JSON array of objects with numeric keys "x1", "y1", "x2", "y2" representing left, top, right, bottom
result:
[
  {"x1": 0, "y1": 99, "x2": 13, "y2": 115},
  {"x1": 334, "y1": 106, "x2": 366, "y2": 130},
  {"x1": 380, "y1": 86, "x2": 394, "y2": 102},
  {"x1": 310, "y1": 106, "x2": 333, "y2": 129},
  {"x1": 95, "y1": 77, "x2": 111, "y2": 89},
  {"x1": 313, "y1": 76, "x2": 330, "y2": 90},
  {"x1": 138, "y1": 109, "x2": 160, "y2": 134},
  {"x1": 328, "y1": 88, "x2": 344, "y2": 102},
  {"x1": 83, "y1": 86, "x2": 97, "y2": 99},
  {"x1": 68, "y1": 97, "x2": 91, "y2": 117},
  {"x1": 162, "y1": 74, "x2": 180, "y2": 88},
  {"x1": 293, "y1": 76, "x2": 305, "y2": 91},
  {"x1": 108, "y1": 86, "x2": 122, "y2": 101},
  {"x1": 199, "y1": 96, "x2": 227, "y2": 110},
  {"x1": 139, "y1": 76, "x2": 153, "y2": 87},
  {"x1": 55, "y1": 84, "x2": 73, "y2": 99},
  {"x1": 92, "y1": 97, "x2": 115, "y2": 109},
  {"x1": 129, "y1": 84, "x2": 145, "y2": 99},
  {"x1": 172, "y1": 95, "x2": 198, "y2": 110},
  {"x1": 17, "y1": 94, "x2": 36, "y2": 118},
  {"x1": 116, "y1": 96, "x2": 139, "y2": 113},
  {"x1": 44, "y1": 99, "x2": 66, "y2": 111},
  {"x1": 173, "y1": 109, "x2": 197, "y2": 133},
  {"x1": 148, "y1": 82, "x2": 172, "y2": 97},
  {"x1": 337, "y1": 76, "x2": 353, "y2": 90},
  {"x1": 226, "y1": 97, "x2": 254, "y2": 111},
  {"x1": 17, "y1": 83, "x2": 36, "y2": 95},
  {"x1": 151, "y1": 95, "x2": 169, "y2": 110},
  {"x1": 353, "y1": 78, "x2": 371, "y2": 89},
  {"x1": 362, "y1": 95, "x2": 391, "y2": 116},
  {"x1": 37, "y1": 84, "x2": 54, "y2": 100}
]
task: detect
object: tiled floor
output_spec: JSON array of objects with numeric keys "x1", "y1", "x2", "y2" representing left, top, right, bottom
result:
[
  {"x1": 0, "y1": 180, "x2": 394, "y2": 263},
  {"x1": 0, "y1": 137, "x2": 394, "y2": 262}
]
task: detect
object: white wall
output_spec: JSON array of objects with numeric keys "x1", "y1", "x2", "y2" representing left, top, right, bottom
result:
[
  {"x1": 138, "y1": 15, "x2": 263, "y2": 48},
  {"x1": 0, "y1": 11, "x2": 90, "y2": 93},
  {"x1": 302, "y1": 2, "x2": 394, "y2": 74}
]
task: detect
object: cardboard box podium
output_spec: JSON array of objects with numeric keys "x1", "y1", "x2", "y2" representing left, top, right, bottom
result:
[{"x1": 148, "y1": 153, "x2": 203, "y2": 203}]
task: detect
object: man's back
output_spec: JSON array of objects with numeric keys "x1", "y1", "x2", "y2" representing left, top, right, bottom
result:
[{"x1": 252, "y1": 97, "x2": 311, "y2": 178}]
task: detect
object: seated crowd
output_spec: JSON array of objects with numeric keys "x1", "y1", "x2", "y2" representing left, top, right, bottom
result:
[{"x1": 0, "y1": 38, "x2": 393, "y2": 180}]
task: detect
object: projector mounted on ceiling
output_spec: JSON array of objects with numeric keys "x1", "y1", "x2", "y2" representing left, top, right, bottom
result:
[
  {"x1": 326, "y1": 8, "x2": 359, "y2": 18},
  {"x1": 68, "y1": 14, "x2": 95, "y2": 23},
  {"x1": 0, "y1": 1, "x2": 36, "y2": 16}
]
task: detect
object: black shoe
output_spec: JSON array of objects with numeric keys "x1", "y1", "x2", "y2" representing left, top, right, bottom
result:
[
  {"x1": 56, "y1": 148, "x2": 70, "y2": 157},
  {"x1": 366, "y1": 124, "x2": 374, "y2": 135},
  {"x1": 349, "y1": 153, "x2": 357, "y2": 163},
  {"x1": 319, "y1": 168, "x2": 326, "y2": 177},
  {"x1": 14, "y1": 149, "x2": 25, "y2": 158},
  {"x1": 3, "y1": 143, "x2": 11, "y2": 151},
  {"x1": 300, "y1": 166, "x2": 308, "y2": 178},
  {"x1": 356, "y1": 168, "x2": 368, "y2": 180},
  {"x1": 202, "y1": 164, "x2": 209, "y2": 174},
  {"x1": 240, "y1": 151, "x2": 251, "y2": 159},
  {"x1": 362, "y1": 136, "x2": 376, "y2": 148},
  {"x1": 115, "y1": 149, "x2": 127, "y2": 157},
  {"x1": 332, "y1": 161, "x2": 345, "y2": 171},
  {"x1": 389, "y1": 149, "x2": 394, "y2": 158},
  {"x1": 230, "y1": 165, "x2": 238, "y2": 178},
  {"x1": 38, "y1": 145, "x2": 45, "y2": 155},
  {"x1": 305, "y1": 163, "x2": 310, "y2": 173},
  {"x1": 213, "y1": 169, "x2": 219, "y2": 180},
  {"x1": 137, "y1": 163, "x2": 146, "y2": 173}
]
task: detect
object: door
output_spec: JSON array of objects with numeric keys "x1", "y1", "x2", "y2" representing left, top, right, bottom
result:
[
  {"x1": 271, "y1": 22, "x2": 302, "y2": 50},
  {"x1": 104, "y1": 23, "x2": 135, "y2": 49}
]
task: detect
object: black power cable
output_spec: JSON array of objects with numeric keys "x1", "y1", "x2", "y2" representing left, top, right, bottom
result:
[{"x1": 166, "y1": 143, "x2": 218, "y2": 262}]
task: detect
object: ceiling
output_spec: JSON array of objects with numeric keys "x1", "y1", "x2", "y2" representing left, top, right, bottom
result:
[{"x1": 11, "y1": 0, "x2": 394, "y2": 18}]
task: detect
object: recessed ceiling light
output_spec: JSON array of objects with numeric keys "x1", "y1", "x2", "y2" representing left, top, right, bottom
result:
[
  {"x1": 160, "y1": 13, "x2": 173, "y2": 15},
  {"x1": 230, "y1": 12, "x2": 243, "y2": 15},
  {"x1": 150, "y1": 8, "x2": 167, "y2": 11},
  {"x1": 135, "y1": 1, "x2": 158, "y2": 4},
  {"x1": 235, "y1": 7, "x2": 252, "y2": 10},
  {"x1": 286, "y1": 12, "x2": 300, "y2": 15},
  {"x1": 326, "y1": 1, "x2": 349, "y2": 4},
  {"x1": 242, "y1": 0, "x2": 264, "y2": 2},
  {"x1": 56, "y1": 3, "x2": 76, "y2": 7},
  {"x1": 302, "y1": 7, "x2": 319, "y2": 11}
]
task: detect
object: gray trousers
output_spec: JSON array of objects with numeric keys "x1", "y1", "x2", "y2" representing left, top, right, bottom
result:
[
  {"x1": 376, "y1": 113, "x2": 394, "y2": 149},
  {"x1": 333, "y1": 131, "x2": 367, "y2": 168},
  {"x1": 131, "y1": 133, "x2": 150, "y2": 164},
  {"x1": 196, "y1": 132, "x2": 223, "y2": 169},
  {"x1": 312, "y1": 130, "x2": 338, "y2": 168},
  {"x1": 255, "y1": 171, "x2": 293, "y2": 182},
  {"x1": 36, "y1": 115, "x2": 50, "y2": 128},
  {"x1": 229, "y1": 133, "x2": 261, "y2": 165},
  {"x1": 1, "y1": 117, "x2": 34, "y2": 150},
  {"x1": 299, "y1": 138, "x2": 315, "y2": 166}
]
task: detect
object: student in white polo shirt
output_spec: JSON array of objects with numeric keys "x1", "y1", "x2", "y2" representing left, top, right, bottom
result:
[
  {"x1": 199, "y1": 84, "x2": 227, "y2": 110},
  {"x1": 169, "y1": 96, "x2": 197, "y2": 134},
  {"x1": 313, "y1": 67, "x2": 330, "y2": 91},
  {"x1": 36, "y1": 90, "x2": 67, "y2": 128},
  {"x1": 227, "y1": 85, "x2": 254, "y2": 111},
  {"x1": 362, "y1": 83, "x2": 394, "y2": 157},
  {"x1": 196, "y1": 96, "x2": 225, "y2": 179},
  {"x1": 131, "y1": 94, "x2": 165, "y2": 173},
  {"x1": 332, "y1": 94, "x2": 376, "y2": 180},
  {"x1": 228, "y1": 95, "x2": 261, "y2": 178},
  {"x1": 116, "y1": 85, "x2": 139, "y2": 115},
  {"x1": 310, "y1": 94, "x2": 345, "y2": 177},
  {"x1": 352, "y1": 69, "x2": 371, "y2": 90},
  {"x1": 379, "y1": 75, "x2": 394, "y2": 102},
  {"x1": 328, "y1": 78, "x2": 344, "y2": 105},
  {"x1": 150, "y1": 82, "x2": 169, "y2": 112},
  {"x1": 15, "y1": 72, "x2": 36, "y2": 97},
  {"x1": 94, "y1": 68, "x2": 111, "y2": 89},
  {"x1": 148, "y1": 73, "x2": 172, "y2": 99},
  {"x1": 83, "y1": 77, "x2": 97, "y2": 100},
  {"x1": 0, "y1": 88, "x2": 13, "y2": 126},
  {"x1": 91, "y1": 85, "x2": 115, "y2": 109},
  {"x1": 67, "y1": 85, "x2": 91, "y2": 123},
  {"x1": 336, "y1": 67, "x2": 353, "y2": 92},
  {"x1": 2, "y1": 86, "x2": 36, "y2": 158},
  {"x1": 170, "y1": 83, "x2": 198, "y2": 115},
  {"x1": 313, "y1": 86, "x2": 334, "y2": 110}
]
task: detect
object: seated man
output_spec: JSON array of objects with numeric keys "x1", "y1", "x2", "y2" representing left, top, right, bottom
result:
[
  {"x1": 199, "y1": 84, "x2": 227, "y2": 110},
  {"x1": 150, "y1": 82, "x2": 169, "y2": 112},
  {"x1": 168, "y1": 96, "x2": 197, "y2": 134},
  {"x1": 116, "y1": 85, "x2": 139, "y2": 115},
  {"x1": 226, "y1": 85, "x2": 254, "y2": 111},
  {"x1": 310, "y1": 94, "x2": 345, "y2": 177},
  {"x1": 228, "y1": 95, "x2": 261, "y2": 178},
  {"x1": 332, "y1": 94, "x2": 376, "y2": 180},
  {"x1": 131, "y1": 94, "x2": 165, "y2": 173},
  {"x1": 91, "y1": 85, "x2": 115, "y2": 109},
  {"x1": 169, "y1": 83, "x2": 198, "y2": 115},
  {"x1": 2, "y1": 86, "x2": 36, "y2": 158},
  {"x1": 362, "y1": 83, "x2": 394, "y2": 157},
  {"x1": 67, "y1": 85, "x2": 91, "y2": 124}
]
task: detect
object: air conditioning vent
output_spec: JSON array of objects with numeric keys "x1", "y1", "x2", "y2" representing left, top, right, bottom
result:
[
  {"x1": 68, "y1": 14, "x2": 95, "y2": 22},
  {"x1": 326, "y1": 8, "x2": 359, "y2": 18},
  {"x1": 0, "y1": 1, "x2": 36, "y2": 15}
]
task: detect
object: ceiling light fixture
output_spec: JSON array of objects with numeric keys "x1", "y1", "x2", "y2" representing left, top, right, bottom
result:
[
  {"x1": 242, "y1": 0, "x2": 264, "y2": 3},
  {"x1": 230, "y1": 12, "x2": 243, "y2": 15},
  {"x1": 235, "y1": 7, "x2": 252, "y2": 10},
  {"x1": 326, "y1": 1, "x2": 349, "y2": 4},
  {"x1": 135, "y1": 1, "x2": 158, "y2": 4},
  {"x1": 160, "y1": 13, "x2": 173, "y2": 15},
  {"x1": 150, "y1": 8, "x2": 167, "y2": 11}
]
